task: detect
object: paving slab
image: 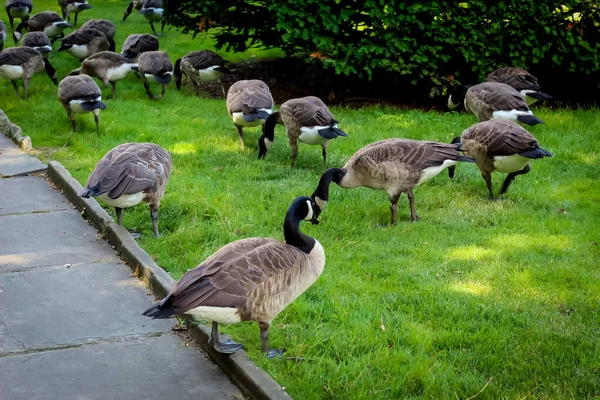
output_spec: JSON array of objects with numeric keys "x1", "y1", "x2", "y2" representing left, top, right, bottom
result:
[
  {"x1": 0, "y1": 176, "x2": 70, "y2": 215},
  {"x1": 0, "y1": 210, "x2": 118, "y2": 271},
  {"x1": 0, "y1": 136, "x2": 46, "y2": 177},
  {"x1": 0, "y1": 334, "x2": 244, "y2": 400},
  {"x1": 0, "y1": 262, "x2": 173, "y2": 354}
]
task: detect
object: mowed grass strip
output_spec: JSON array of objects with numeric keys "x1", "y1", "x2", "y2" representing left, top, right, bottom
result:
[{"x1": 2, "y1": 2, "x2": 600, "y2": 398}]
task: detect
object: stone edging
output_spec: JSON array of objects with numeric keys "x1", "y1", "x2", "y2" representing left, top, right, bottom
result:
[
  {"x1": 47, "y1": 161, "x2": 293, "y2": 400},
  {"x1": 0, "y1": 109, "x2": 34, "y2": 151}
]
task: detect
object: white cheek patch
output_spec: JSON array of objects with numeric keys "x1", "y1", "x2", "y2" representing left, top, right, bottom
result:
[
  {"x1": 314, "y1": 196, "x2": 327, "y2": 212},
  {"x1": 303, "y1": 200, "x2": 314, "y2": 221},
  {"x1": 265, "y1": 138, "x2": 273, "y2": 150}
]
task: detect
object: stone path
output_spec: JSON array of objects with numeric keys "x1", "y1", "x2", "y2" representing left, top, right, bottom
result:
[{"x1": 0, "y1": 135, "x2": 243, "y2": 399}]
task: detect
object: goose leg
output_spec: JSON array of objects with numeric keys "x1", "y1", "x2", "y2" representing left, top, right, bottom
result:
[
  {"x1": 123, "y1": 2, "x2": 134, "y2": 21},
  {"x1": 209, "y1": 321, "x2": 244, "y2": 354},
  {"x1": 321, "y1": 141, "x2": 329, "y2": 165},
  {"x1": 11, "y1": 80, "x2": 20, "y2": 98},
  {"x1": 64, "y1": 107, "x2": 77, "y2": 131},
  {"x1": 389, "y1": 193, "x2": 400, "y2": 225},
  {"x1": 143, "y1": 81, "x2": 154, "y2": 99},
  {"x1": 235, "y1": 124, "x2": 244, "y2": 149},
  {"x1": 407, "y1": 189, "x2": 420, "y2": 222},
  {"x1": 289, "y1": 138, "x2": 298, "y2": 168},
  {"x1": 219, "y1": 77, "x2": 226, "y2": 98},
  {"x1": 115, "y1": 207, "x2": 123, "y2": 226},
  {"x1": 73, "y1": 12, "x2": 78, "y2": 27},
  {"x1": 150, "y1": 205, "x2": 160, "y2": 237},
  {"x1": 160, "y1": 83, "x2": 166, "y2": 99},
  {"x1": 22, "y1": 77, "x2": 29, "y2": 98},
  {"x1": 111, "y1": 82, "x2": 116, "y2": 99},
  {"x1": 481, "y1": 171, "x2": 495, "y2": 200},
  {"x1": 8, "y1": 15, "x2": 14, "y2": 32},
  {"x1": 259, "y1": 321, "x2": 284, "y2": 358},
  {"x1": 51, "y1": 33, "x2": 64, "y2": 45},
  {"x1": 93, "y1": 109, "x2": 100, "y2": 134},
  {"x1": 500, "y1": 164, "x2": 530, "y2": 195},
  {"x1": 160, "y1": 18, "x2": 165, "y2": 36},
  {"x1": 149, "y1": 21, "x2": 157, "y2": 36}
]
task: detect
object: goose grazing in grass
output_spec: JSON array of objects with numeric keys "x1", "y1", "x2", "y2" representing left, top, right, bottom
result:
[
  {"x1": 311, "y1": 139, "x2": 475, "y2": 224},
  {"x1": 260, "y1": 96, "x2": 347, "y2": 167},
  {"x1": 226, "y1": 79, "x2": 274, "y2": 149},
  {"x1": 137, "y1": 0, "x2": 165, "y2": 36},
  {"x1": 58, "y1": 28, "x2": 109, "y2": 60},
  {"x1": 121, "y1": 33, "x2": 158, "y2": 62},
  {"x1": 137, "y1": 50, "x2": 172, "y2": 99},
  {"x1": 69, "y1": 51, "x2": 138, "y2": 99},
  {"x1": 15, "y1": 11, "x2": 71, "y2": 44},
  {"x1": 80, "y1": 143, "x2": 172, "y2": 238},
  {"x1": 0, "y1": 21, "x2": 5, "y2": 51},
  {"x1": 0, "y1": 46, "x2": 57, "y2": 98},
  {"x1": 123, "y1": 0, "x2": 142, "y2": 21},
  {"x1": 21, "y1": 31, "x2": 51, "y2": 57},
  {"x1": 448, "y1": 119, "x2": 552, "y2": 199},
  {"x1": 58, "y1": 0, "x2": 91, "y2": 26},
  {"x1": 174, "y1": 50, "x2": 231, "y2": 97},
  {"x1": 80, "y1": 19, "x2": 116, "y2": 52},
  {"x1": 486, "y1": 67, "x2": 552, "y2": 106},
  {"x1": 143, "y1": 196, "x2": 323, "y2": 357},
  {"x1": 5, "y1": 0, "x2": 33, "y2": 36},
  {"x1": 58, "y1": 74, "x2": 106, "y2": 133},
  {"x1": 448, "y1": 82, "x2": 543, "y2": 126}
]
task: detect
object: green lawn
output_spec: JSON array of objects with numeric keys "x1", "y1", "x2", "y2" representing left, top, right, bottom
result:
[{"x1": 2, "y1": 2, "x2": 600, "y2": 398}]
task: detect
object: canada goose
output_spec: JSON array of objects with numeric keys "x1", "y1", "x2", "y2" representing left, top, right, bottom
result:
[
  {"x1": 80, "y1": 143, "x2": 172, "y2": 237},
  {"x1": 137, "y1": 50, "x2": 172, "y2": 99},
  {"x1": 0, "y1": 21, "x2": 5, "y2": 51},
  {"x1": 80, "y1": 19, "x2": 116, "y2": 52},
  {"x1": 0, "y1": 46, "x2": 57, "y2": 98},
  {"x1": 121, "y1": 33, "x2": 158, "y2": 61},
  {"x1": 137, "y1": 0, "x2": 165, "y2": 36},
  {"x1": 259, "y1": 96, "x2": 347, "y2": 167},
  {"x1": 69, "y1": 51, "x2": 138, "y2": 99},
  {"x1": 311, "y1": 139, "x2": 475, "y2": 224},
  {"x1": 486, "y1": 67, "x2": 552, "y2": 106},
  {"x1": 225, "y1": 79, "x2": 274, "y2": 149},
  {"x1": 58, "y1": 74, "x2": 106, "y2": 133},
  {"x1": 448, "y1": 119, "x2": 552, "y2": 199},
  {"x1": 15, "y1": 11, "x2": 71, "y2": 44},
  {"x1": 5, "y1": 0, "x2": 33, "y2": 36},
  {"x1": 58, "y1": 28, "x2": 109, "y2": 60},
  {"x1": 21, "y1": 31, "x2": 51, "y2": 57},
  {"x1": 143, "y1": 195, "x2": 323, "y2": 357},
  {"x1": 448, "y1": 82, "x2": 543, "y2": 126},
  {"x1": 58, "y1": 0, "x2": 91, "y2": 26},
  {"x1": 174, "y1": 50, "x2": 231, "y2": 97},
  {"x1": 123, "y1": 0, "x2": 142, "y2": 21}
]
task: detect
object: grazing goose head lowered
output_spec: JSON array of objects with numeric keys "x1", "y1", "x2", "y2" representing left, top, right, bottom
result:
[
  {"x1": 137, "y1": 0, "x2": 165, "y2": 36},
  {"x1": 58, "y1": 74, "x2": 106, "y2": 133},
  {"x1": 15, "y1": 11, "x2": 71, "y2": 44},
  {"x1": 21, "y1": 31, "x2": 52, "y2": 57},
  {"x1": 174, "y1": 50, "x2": 231, "y2": 97},
  {"x1": 0, "y1": 46, "x2": 56, "y2": 98},
  {"x1": 5, "y1": 0, "x2": 33, "y2": 40},
  {"x1": 69, "y1": 51, "x2": 138, "y2": 99},
  {"x1": 137, "y1": 50, "x2": 172, "y2": 99},
  {"x1": 58, "y1": 0, "x2": 92, "y2": 26},
  {"x1": 143, "y1": 196, "x2": 324, "y2": 358}
]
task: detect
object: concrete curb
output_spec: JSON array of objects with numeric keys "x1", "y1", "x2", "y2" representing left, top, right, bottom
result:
[
  {"x1": 47, "y1": 160, "x2": 293, "y2": 400},
  {"x1": 0, "y1": 109, "x2": 34, "y2": 151}
]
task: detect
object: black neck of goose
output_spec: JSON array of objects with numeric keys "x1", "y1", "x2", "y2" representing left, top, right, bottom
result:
[
  {"x1": 263, "y1": 111, "x2": 281, "y2": 142},
  {"x1": 311, "y1": 167, "x2": 345, "y2": 214},
  {"x1": 174, "y1": 58, "x2": 182, "y2": 89},
  {"x1": 284, "y1": 208, "x2": 315, "y2": 255}
]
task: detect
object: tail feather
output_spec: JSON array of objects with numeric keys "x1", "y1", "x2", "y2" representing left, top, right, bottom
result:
[
  {"x1": 256, "y1": 109, "x2": 270, "y2": 119},
  {"x1": 244, "y1": 112, "x2": 266, "y2": 122},
  {"x1": 80, "y1": 101, "x2": 107, "y2": 111},
  {"x1": 527, "y1": 91, "x2": 552, "y2": 101},
  {"x1": 318, "y1": 127, "x2": 348, "y2": 139},
  {"x1": 457, "y1": 155, "x2": 476, "y2": 163},
  {"x1": 79, "y1": 186, "x2": 103, "y2": 198},
  {"x1": 519, "y1": 147, "x2": 553, "y2": 159},
  {"x1": 154, "y1": 73, "x2": 172, "y2": 84},
  {"x1": 214, "y1": 66, "x2": 231, "y2": 74},
  {"x1": 142, "y1": 303, "x2": 176, "y2": 319},
  {"x1": 517, "y1": 114, "x2": 544, "y2": 126}
]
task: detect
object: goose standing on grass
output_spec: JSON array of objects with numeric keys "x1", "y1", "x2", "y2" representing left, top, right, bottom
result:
[
  {"x1": 138, "y1": 0, "x2": 165, "y2": 36},
  {"x1": 123, "y1": 0, "x2": 142, "y2": 21},
  {"x1": 137, "y1": 50, "x2": 172, "y2": 99},
  {"x1": 259, "y1": 96, "x2": 347, "y2": 167},
  {"x1": 0, "y1": 21, "x2": 5, "y2": 51},
  {"x1": 58, "y1": 0, "x2": 91, "y2": 27},
  {"x1": 69, "y1": 51, "x2": 138, "y2": 99},
  {"x1": 448, "y1": 82, "x2": 543, "y2": 126},
  {"x1": 226, "y1": 79, "x2": 274, "y2": 149},
  {"x1": 58, "y1": 28, "x2": 110, "y2": 60},
  {"x1": 143, "y1": 196, "x2": 324, "y2": 357},
  {"x1": 80, "y1": 143, "x2": 172, "y2": 238},
  {"x1": 311, "y1": 139, "x2": 475, "y2": 224},
  {"x1": 448, "y1": 119, "x2": 552, "y2": 199},
  {"x1": 486, "y1": 67, "x2": 552, "y2": 105},
  {"x1": 21, "y1": 31, "x2": 51, "y2": 57},
  {"x1": 121, "y1": 33, "x2": 158, "y2": 61},
  {"x1": 0, "y1": 46, "x2": 57, "y2": 98},
  {"x1": 80, "y1": 19, "x2": 116, "y2": 52},
  {"x1": 5, "y1": 0, "x2": 33, "y2": 35},
  {"x1": 14, "y1": 11, "x2": 71, "y2": 44},
  {"x1": 58, "y1": 74, "x2": 106, "y2": 133},
  {"x1": 175, "y1": 50, "x2": 231, "y2": 97}
]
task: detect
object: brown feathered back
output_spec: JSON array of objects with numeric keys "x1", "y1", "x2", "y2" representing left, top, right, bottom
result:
[{"x1": 226, "y1": 79, "x2": 273, "y2": 114}]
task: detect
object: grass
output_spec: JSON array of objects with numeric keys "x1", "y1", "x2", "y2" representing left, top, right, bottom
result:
[{"x1": 2, "y1": 2, "x2": 600, "y2": 398}]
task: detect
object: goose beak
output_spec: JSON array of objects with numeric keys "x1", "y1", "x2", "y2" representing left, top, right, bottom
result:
[{"x1": 311, "y1": 214, "x2": 319, "y2": 225}]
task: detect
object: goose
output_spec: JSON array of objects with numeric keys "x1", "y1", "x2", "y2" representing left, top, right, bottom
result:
[
  {"x1": 143, "y1": 195, "x2": 323, "y2": 357},
  {"x1": 486, "y1": 67, "x2": 552, "y2": 106},
  {"x1": 79, "y1": 143, "x2": 172, "y2": 238},
  {"x1": 448, "y1": 82, "x2": 543, "y2": 126},
  {"x1": 80, "y1": 19, "x2": 116, "y2": 52},
  {"x1": 137, "y1": 0, "x2": 165, "y2": 36},
  {"x1": 311, "y1": 139, "x2": 475, "y2": 224},
  {"x1": 123, "y1": 0, "x2": 143, "y2": 21},
  {"x1": 0, "y1": 21, "x2": 5, "y2": 51},
  {"x1": 69, "y1": 51, "x2": 138, "y2": 99},
  {"x1": 58, "y1": 0, "x2": 92, "y2": 26},
  {"x1": 15, "y1": 11, "x2": 71, "y2": 44},
  {"x1": 226, "y1": 79, "x2": 274, "y2": 149},
  {"x1": 0, "y1": 46, "x2": 57, "y2": 98},
  {"x1": 5, "y1": 0, "x2": 33, "y2": 35},
  {"x1": 259, "y1": 96, "x2": 347, "y2": 167},
  {"x1": 448, "y1": 119, "x2": 552, "y2": 199},
  {"x1": 174, "y1": 50, "x2": 231, "y2": 97},
  {"x1": 57, "y1": 28, "x2": 109, "y2": 60},
  {"x1": 21, "y1": 31, "x2": 51, "y2": 57},
  {"x1": 58, "y1": 74, "x2": 106, "y2": 133},
  {"x1": 137, "y1": 50, "x2": 172, "y2": 99},
  {"x1": 121, "y1": 33, "x2": 158, "y2": 61}
]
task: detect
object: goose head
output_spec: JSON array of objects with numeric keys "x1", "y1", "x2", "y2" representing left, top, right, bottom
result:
[
  {"x1": 288, "y1": 196, "x2": 320, "y2": 226},
  {"x1": 447, "y1": 85, "x2": 468, "y2": 110}
]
